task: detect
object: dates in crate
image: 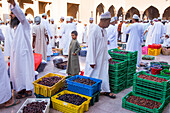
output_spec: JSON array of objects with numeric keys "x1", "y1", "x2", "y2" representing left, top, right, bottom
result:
[
  {"x1": 23, "y1": 101, "x2": 47, "y2": 113},
  {"x1": 111, "y1": 51, "x2": 128, "y2": 54},
  {"x1": 57, "y1": 94, "x2": 87, "y2": 105},
  {"x1": 109, "y1": 61, "x2": 120, "y2": 65},
  {"x1": 73, "y1": 78, "x2": 96, "y2": 86},
  {"x1": 138, "y1": 74, "x2": 168, "y2": 83},
  {"x1": 127, "y1": 95, "x2": 162, "y2": 109},
  {"x1": 38, "y1": 76, "x2": 62, "y2": 87}
]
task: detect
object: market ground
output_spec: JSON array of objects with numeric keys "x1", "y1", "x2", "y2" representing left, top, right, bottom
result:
[{"x1": 0, "y1": 55, "x2": 170, "y2": 113}]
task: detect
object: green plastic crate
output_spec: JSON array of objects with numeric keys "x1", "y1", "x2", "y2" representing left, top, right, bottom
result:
[
  {"x1": 110, "y1": 81, "x2": 126, "y2": 94},
  {"x1": 159, "y1": 62, "x2": 168, "y2": 65},
  {"x1": 126, "y1": 79, "x2": 133, "y2": 88},
  {"x1": 108, "y1": 48, "x2": 138, "y2": 60},
  {"x1": 127, "y1": 58, "x2": 137, "y2": 66},
  {"x1": 161, "y1": 69, "x2": 170, "y2": 77},
  {"x1": 127, "y1": 72, "x2": 135, "y2": 80},
  {"x1": 109, "y1": 59, "x2": 127, "y2": 70},
  {"x1": 89, "y1": 91, "x2": 100, "y2": 106},
  {"x1": 134, "y1": 71, "x2": 170, "y2": 91},
  {"x1": 122, "y1": 91, "x2": 170, "y2": 113},
  {"x1": 161, "y1": 65, "x2": 170, "y2": 70},
  {"x1": 109, "y1": 67, "x2": 127, "y2": 78},
  {"x1": 133, "y1": 85, "x2": 170, "y2": 101},
  {"x1": 109, "y1": 74, "x2": 126, "y2": 85},
  {"x1": 127, "y1": 65, "x2": 136, "y2": 73}
]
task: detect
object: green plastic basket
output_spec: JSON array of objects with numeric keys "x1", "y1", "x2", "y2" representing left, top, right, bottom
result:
[
  {"x1": 109, "y1": 67, "x2": 127, "y2": 78},
  {"x1": 126, "y1": 79, "x2": 133, "y2": 88},
  {"x1": 134, "y1": 71, "x2": 170, "y2": 91},
  {"x1": 127, "y1": 72, "x2": 136, "y2": 80},
  {"x1": 127, "y1": 57, "x2": 137, "y2": 66},
  {"x1": 161, "y1": 65, "x2": 170, "y2": 70},
  {"x1": 108, "y1": 48, "x2": 138, "y2": 60},
  {"x1": 109, "y1": 74, "x2": 126, "y2": 85},
  {"x1": 127, "y1": 65, "x2": 136, "y2": 73},
  {"x1": 89, "y1": 91, "x2": 100, "y2": 106},
  {"x1": 122, "y1": 91, "x2": 170, "y2": 113},
  {"x1": 109, "y1": 59, "x2": 127, "y2": 70},
  {"x1": 110, "y1": 81, "x2": 126, "y2": 94},
  {"x1": 161, "y1": 69, "x2": 170, "y2": 77}
]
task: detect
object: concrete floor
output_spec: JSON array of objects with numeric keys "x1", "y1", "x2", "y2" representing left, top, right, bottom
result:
[{"x1": 0, "y1": 55, "x2": 170, "y2": 113}]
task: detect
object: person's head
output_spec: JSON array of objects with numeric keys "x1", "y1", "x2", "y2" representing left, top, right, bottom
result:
[
  {"x1": 10, "y1": 12, "x2": 20, "y2": 28},
  {"x1": 71, "y1": 31, "x2": 78, "y2": 40},
  {"x1": 66, "y1": 17, "x2": 71, "y2": 23},
  {"x1": 110, "y1": 17, "x2": 116, "y2": 25},
  {"x1": 34, "y1": 16, "x2": 41, "y2": 25},
  {"x1": 158, "y1": 17, "x2": 161, "y2": 22},
  {"x1": 42, "y1": 13, "x2": 47, "y2": 19},
  {"x1": 89, "y1": 17, "x2": 94, "y2": 24},
  {"x1": 99, "y1": 12, "x2": 111, "y2": 28},
  {"x1": 78, "y1": 20, "x2": 82, "y2": 23},
  {"x1": 6, "y1": 19, "x2": 10, "y2": 24},
  {"x1": 70, "y1": 16, "x2": 74, "y2": 22},
  {"x1": 132, "y1": 14, "x2": 139, "y2": 23},
  {"x1": 60, "y1": 17, "x2": 64, "y2": 23},
  {"x1": 51, "y1": 19, "x2": 54, "y2": 24},
  {"x1": 150, "y1": 20, "x2": 153, "y2": 25},
  {"x1": 74, "y1": 19, "x2": 77, "y2": 22}
]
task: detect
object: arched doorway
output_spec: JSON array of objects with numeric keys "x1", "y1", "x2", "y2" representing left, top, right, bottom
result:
[
  {"x1": 96, "y1": 3, "x2": 104, "y2": 24},
  {"x1": 25, "y1": 8, "x2": 34, "y2": 17},
  {"x1": 47, "y1": 10, "x2": 50, "y2": 18},
  {"x1": 108, "y1": 5, "x2": 116, "y2": 17},
  {"x1": 117, "y1": 7, "x2": 124, "y2": 20},
  {"x1": 143, "y1": 6, "x2": 159, "y2": 20},
  {"x1": 67, "y1": 3, "x2": 79, "y2": 19},
  {"x1": 163, "y1": 6, "x2": 170, "y2": 20},
  {"x1": 125, "y1": 7, "x2": 140, "y2": 20}
]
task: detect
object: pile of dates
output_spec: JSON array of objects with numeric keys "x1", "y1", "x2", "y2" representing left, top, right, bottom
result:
[
  {"x1": 57, "y1": 94, "x2": 87, "y2": 105},
  {"x1": 112, "y1": 51, "x2": 128, "y2": 54},
  {"x1": 138, "y1": 74, "x2": 168, "y2": 83},
  {"x1": 127, "y1": 95, "x2": 162, "y2": 109},
  {"x1": 73, "y1": 78, "x2": 96, "y2": 86},
  {"x1": 23, "y1": 101, "x2": 47, "y2": 113},
  {"x1": 38, "y1": 76, "x2": 62, "y2": 87},
  {"x1": 109, "y1": 61, "x2": 120, "y2": 65},
  {"x1": 164, "y1": 72, "x2": 170, "y2": 75}
]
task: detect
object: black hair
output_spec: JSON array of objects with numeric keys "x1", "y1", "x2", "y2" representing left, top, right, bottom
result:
[
  {"x1": 130, "y1": 19, "x2": 133, "y2": 23},
  {"x1": 134, "y1": 19, "x2": 139, "y2": 22},
  {"x1": 71, "y1": 31, "x2": 78, "y2": 36}
]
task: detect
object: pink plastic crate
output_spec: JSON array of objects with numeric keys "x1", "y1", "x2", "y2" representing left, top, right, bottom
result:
[{"x1": 142, "y1": 46, "x2": 148, "y2": 55}]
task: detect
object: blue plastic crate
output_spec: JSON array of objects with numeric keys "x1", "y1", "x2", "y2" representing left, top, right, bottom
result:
[
  {"x1": 66, "y1": 75, "x2": 102, "y2": 96},
  {"x1": 47, "y1": 56, "x2": 51, "y2": 61},
  {"x1": 53, "y1": 52, "x2": 59, "y2": 56},
  {"x1": 80, "y1": 50, "x2": 87, "y2": 57}
]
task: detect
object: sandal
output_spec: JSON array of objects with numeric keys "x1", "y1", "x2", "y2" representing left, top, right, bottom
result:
[
  {"x1": 16, "y1": 93, "x2": 27, "y2": 99},
  {"x1": 102, "y1": 92, "x2": 116, "y2": 99},
  {"x1": 5, "y1": 100, "x2": 21, "y2": 108}
]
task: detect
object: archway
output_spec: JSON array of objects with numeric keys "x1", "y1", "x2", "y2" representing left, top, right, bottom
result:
[
  {"x1": 25, "y1": 8, "x2": 34, "y2": 18},
  {"x1": 108, "y1": 5, "x2": 116, "y2": 17},
  {"x1": 125, "y1": 7, "x2": 140, "y2": 20},
  {"x1": 117, "y1": 7, "x2": 124, "y2": 20},
  {"x1": 47, "y1": 10, "x2": 50, "y2": 18},
  {"x1": 143, "y1": 6, "x2": 159, "y2": 20},
  {"x1": 67, "y1": 3, "x2": 79, "y2": 19},
  {"x1": 96, "y1": 3, "x2": 104, "y2": 24},
  {"x1": 163, "y1": 6, "x2": 170, "y2": 20}
]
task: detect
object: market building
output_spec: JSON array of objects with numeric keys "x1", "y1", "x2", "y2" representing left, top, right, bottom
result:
[{"x1": 0, "y1": 0, "x2": 170, "y2": 24}]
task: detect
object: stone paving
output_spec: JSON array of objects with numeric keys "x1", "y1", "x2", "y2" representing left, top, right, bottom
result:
[{"x1": 0, "y1": 55, "x2": 170, "y2": 113}]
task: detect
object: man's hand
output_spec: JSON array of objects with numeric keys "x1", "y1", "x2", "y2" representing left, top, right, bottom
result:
[
  {"x1": 73, "y1": 53, "x2": 76, "y2": 56},
  {"x1": 50, "y1": 36, "x2": 53, "y2": 39},
  {"x1": 47, "y1": 40, "x2": 49, "y2": 45},
  {"x1": 108, "y1": 58, "x2": 112, "y2": 62},
  {"x1": 165, "y1": 35, "x2": 169, "y2": 39},
  {"x1": 90, "y1": 64, "x2": 95, "y2": 69},
  {"x1": 55, "y1": 36, "x2": 58, "y2": 39},
  {"x1": 107, "y1": 41, "x2": 110, "y2": 45},
  {"x1": 59, "y1": 36, "x2": 62, "y2": 38},
  {"x1": 7, "y1": 0, "x2": 15, "y2": 6}
]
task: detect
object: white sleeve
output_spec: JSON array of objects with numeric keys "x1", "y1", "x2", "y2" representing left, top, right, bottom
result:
[{"x1": 0, "y1": 29, "x2": 5, "y2": 41}]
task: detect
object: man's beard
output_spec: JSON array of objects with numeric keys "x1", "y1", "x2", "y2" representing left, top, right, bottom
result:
[{"x1": 10, "y1": 17, "x2": 20, "y2": 28}]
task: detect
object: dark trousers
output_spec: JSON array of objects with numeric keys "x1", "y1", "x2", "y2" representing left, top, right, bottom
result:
[
  {"x1": 118, "y1": 31, "x2": 121, "y2": 41},
  {"x1": 126, "y1": 34, "x2": 129, "y2": 42}
]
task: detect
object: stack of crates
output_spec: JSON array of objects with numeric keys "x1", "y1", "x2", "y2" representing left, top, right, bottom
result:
[
  {"x1": 148, "y1": 44, "x2": 161, "y2": 56},
  {"x1": 108, "y1": 48, "x2": 138, "y2": 90},
  {"x1": 122, "y1": 71, "x2": 170, "y2": 113}
]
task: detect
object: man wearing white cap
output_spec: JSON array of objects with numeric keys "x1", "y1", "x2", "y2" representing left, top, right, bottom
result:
[
  {"x1": 77, "y1": 20, "x2": 84, "y2": 43},
  {"x1": 41, "y1": 13, "x2": 53, "y2": 57},
  {"x1": 106, "y1": 17, "x2": 118, "y2": 50},
  {"x1": 62, "y1": 17, "x2": 77, "y2": 55},
  {"x1": 50, "y1": 18, "x2": 57, "y2": 47},
  {"x1": 58, "y1": 17, "x2": 65, "y2": 49},
  {"x1": 121, "y1": 20, "x2": 128, "y2": 42},
  {"x1": 87, "y1": 17, "x2": 95, "y2": 45},
  {"x1": 84, "y1": 12, "x2": 116, "y2": 98},
  {"x1": 151, "y1": 17, "x2": 164, "y2": 44},
  {"x1": 126, "y1": 14, "x2": 144, "y2": 66}
]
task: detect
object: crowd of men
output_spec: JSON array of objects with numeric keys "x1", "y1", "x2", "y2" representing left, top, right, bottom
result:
[{"x1": 0, "y1": 0, "x2": 170, "y2": 108}]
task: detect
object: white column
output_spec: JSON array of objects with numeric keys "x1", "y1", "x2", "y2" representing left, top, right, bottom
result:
[
  {"x1": 33, "y1": 0, "x2": 39, "y2": 17},
  {"x1": 2, "y1": 0, "x2": 10, "y2": 22},
  {"x1": 140, "y1": 11, "x2": 144, "y2": 20}
]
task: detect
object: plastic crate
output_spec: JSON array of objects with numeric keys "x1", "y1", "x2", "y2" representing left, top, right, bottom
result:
[
  {"x1": 161, "y1": 65, "x2": 170, "y2": 70},
  {"x1": 148, "y1": 48, "x2": 161, "y2": 56},
  {"x1": 110, "y1": 81, "x2": 126, "y2": 94},
  {"x1": 127, "y1": 72, "x2": 135, "y2": 80},
  {"x1": 33, "y1": 73, "x2": 65, "y2": 97},
  {"x1": 161, "y1": 69, "x2": 170, "y2": 77},
  {"x1": 127, "y1": 65, "x2": 136, "y2": 73},
  {"x1": 151, "y1": 67, "x2": 162, "y2": 75},
  {"x1": 90, "y1": 91, "x2": 100, "y2": 106},
  {"x1": 126, "y1": 78, "x2": 133, "y2": 88},
  {"x1": 133, "y1": 85, "x2": 170, "y2": 101},
  {"x1": 109, "y1": 74, "x2": 126, "y2": 85},
  {"x1": 47, "y1": 56, "x2": 51, "y2": 61},
  {"x1": 150, "y1": 62, "x2": 161, "y2": 67},
  {"x1": 66, "y1": 75, "x2": 102, "y2": 96},
  {"x1": 56, "y1": 61, "x2": 67, "y2": 69},
  {"x1": 80, "y1": 50, "x2": 87, "y2": 57},
  {"x1": 109, "y1": 59, "x2": 127, "y2": 70},
  {"x1": 122, "y1": 91, "x2": 169, "y2": 113},
  {"x1": 127, "y1": 58, "x2": 137, "y2": 66},
  {"x1": 17, "y1": 98, "x2": 50, "y2": 113},
  {"x1": 51, "y1": 90, "x2": 91, "y2": 113},
  {"x1": 36, "y1": 62, "x2": 47, "y2": 73},
  {"x1": 159, "y1": 62, "x2": 168, "y2": 65},
  {"x1": 142, "y1": 46, "x2": 148, "y2": 55},
  {"x1": 108, "y1": 48, "x2": 138, "y2": 60},
  {"x1": 109, "y1": 67, "x2": 127, "y2": 78},
  {"x1": 134, "y1": 71, "x2": 170, "y2": 91}
]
